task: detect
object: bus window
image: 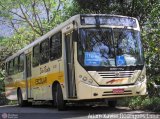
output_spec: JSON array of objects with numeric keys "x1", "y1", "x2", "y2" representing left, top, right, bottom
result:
[
  {"x1": 8, "y1": 60, "x2": 14, "y2": 75},
  {"x1": 14, "y1": 56, "x2": 19, "y2": 73},
  {"x1": 33, "y1": 44, "x2": 40, "y2": 67},
  {"x1": 19, "y1": 54, "x2": 24, "y2": 72},
  {"x1": 50, "y1": 32, "x2": 62, "y2": 60},
  {"x1": 5, "y1": 62, "x2": 9, "y2": 75},
  {"x1": 40, "y1": 39, "x2": 50, "y2": 64}
]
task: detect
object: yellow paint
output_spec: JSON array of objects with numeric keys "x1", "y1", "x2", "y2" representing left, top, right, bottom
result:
[{"x1": 5, "y1": 71, "x2": 64, "y2": 89}]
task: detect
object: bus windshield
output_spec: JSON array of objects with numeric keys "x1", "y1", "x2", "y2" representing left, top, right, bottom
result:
[{"x1": 78, "y1": 28, "x2": 144, "y2": 67}]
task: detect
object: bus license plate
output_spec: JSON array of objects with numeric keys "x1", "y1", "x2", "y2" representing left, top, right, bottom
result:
[{"x1": 113, "y1": 89, "x2": 124, "y2": 94}]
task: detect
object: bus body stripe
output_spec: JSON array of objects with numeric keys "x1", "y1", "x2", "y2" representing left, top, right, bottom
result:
[{"x1": 5, "y1": 71, "x2": 64, "y2": 89}]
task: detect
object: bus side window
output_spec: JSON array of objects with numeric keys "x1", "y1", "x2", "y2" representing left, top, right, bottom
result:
[
  {"x1": 50, "y1": 32, "x2": 62, "y2": 60},
  {"x1": 9, "y1": 60, "x2": 14, "y2": 75},
  {"x1": 19, "y1": 54, "x2": 24, "y2": 72},
  {"x1": 40, "y1": 39, "x2": 50, "y2": 64},
  {"x1": 14, "y1": 56, "x2": 19, "y2": 73},
  {"x1": 33, "y1": 44, "x2": 40, "y2": 67},
  {"x1": 5, "y1": 62, "x2": 9, "y2": 76}
]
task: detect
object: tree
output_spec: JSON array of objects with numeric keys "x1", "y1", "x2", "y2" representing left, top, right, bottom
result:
[
  {"x1": 141, "y1": 4, "x2": 160, "y2": 97},
  {"x1": 75, "y1": 0, "x2": 159, "y2": 26},
  {"x1": 0, "y1": 0, "x2": 69, "y2": 37},
  {"x1": 0, "y1": 0, "x2": 70, "y2": 65}
]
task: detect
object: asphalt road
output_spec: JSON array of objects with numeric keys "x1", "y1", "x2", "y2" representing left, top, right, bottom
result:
[{"x1": 0, "y1": 104, "x2": 159, "y2": 119}]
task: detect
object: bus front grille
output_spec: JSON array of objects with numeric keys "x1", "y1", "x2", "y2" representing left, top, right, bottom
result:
[{"x1": 98, "y1": 71, "x2": 135, "y2": 78}]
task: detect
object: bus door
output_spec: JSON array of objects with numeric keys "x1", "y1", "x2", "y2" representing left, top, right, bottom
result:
[
  {"x1": 64, "y1": 32, "x2": 77, "y2": 98},
  {"x1": 25, "y1": 53, "x2": 32, "y2": 99}
]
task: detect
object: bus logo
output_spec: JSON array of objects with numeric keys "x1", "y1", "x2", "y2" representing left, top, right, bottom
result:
[
  {"x1": 1, "y1": 113, "x2": 8, "y2": 119},
  {"x1": 115, "y1": 72, "x2": 120, "y2": 77}
]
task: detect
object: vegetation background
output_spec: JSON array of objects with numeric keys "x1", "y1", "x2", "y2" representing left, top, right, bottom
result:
[{"x1": 0, "y1": 0, "x2": 160, "y2": 111}]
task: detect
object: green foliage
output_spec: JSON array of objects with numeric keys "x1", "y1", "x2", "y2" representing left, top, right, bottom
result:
[
  {"x1": 0, "y1": 0, "x2": 71, "y2": 64},
  {"x1": 0, "y1": 69, "x2": 7, "y2": 105},
  {"x1": 129, "y1": 96, "x2": 160, "y2": 112},
  {"x1": 0, "y1": 28, "x2": 34, "y2": 67},
  {"x1": 0, "y1": 0, "x2": 70, "y2": 36},
  {"x1": 0, "y1": 94, "x2": 8, "y2": 105},
  {"x1": 141, "y1": 97, "x2": 160, "y2": 112},
  {"x1": 75, "y1": 0, "x2": 159, "y2": 25},
  {"x1": 0, "y1": 71, "x2": 5, "y2": 95},
  {"x1": 117, "y1": 97, "x2": 132, "y2": 107},
  {"x1": 141, "y1": 3, "x2": 160, "y2": 97},
  {"x1": 129, "y1": 96, "x2": 145, "y2": 110}
]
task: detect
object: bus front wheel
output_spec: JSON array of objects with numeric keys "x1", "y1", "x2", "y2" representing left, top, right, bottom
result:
[
  {"x1": 17, "y1": 89, "x2": 25, "y2": 107},
  {"x1": 55, "y1": 84, "x2": 66, "y2": 111}
]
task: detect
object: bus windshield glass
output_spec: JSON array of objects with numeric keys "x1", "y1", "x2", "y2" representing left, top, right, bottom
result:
[{"x1": 78, "y1": 28, "x2": 144, "y2": 67}]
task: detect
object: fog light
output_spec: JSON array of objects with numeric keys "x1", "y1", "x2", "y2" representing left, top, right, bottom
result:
[
  {"x1": 141, "y1": 75, "x2": 145, "y2": 80},
  {"x1": 93, "y1": 93, "x2": 98, "y2": 96},
  {"x1": 136, "y1": 75, "x2": 146, "y2": 84},
  {"x1": 136, "y1": 91, "x2": 140, "y2": 94},
  {"x1": 139, "y1": 75, "x2": 145, "y2": 82}
]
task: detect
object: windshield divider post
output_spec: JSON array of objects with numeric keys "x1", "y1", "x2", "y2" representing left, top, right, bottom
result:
[
  {"x1": 95, "y1": 16, "x2": 100, "y2": 28},
  {"x1": 111, "y1": 28, "x2": 117, "y2": 66}
]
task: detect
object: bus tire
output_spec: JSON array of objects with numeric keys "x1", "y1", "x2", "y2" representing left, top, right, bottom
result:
[
  {"x1": 52, "y1": 85, "x2": 57, "y2": 107},
  {"x1": 56, "y1": 84, "x2": 66, "y2": 111},
  {"x1": 108, "y1": 100, "x2": 117, "y2": 107},
  {"x1": 17, "y1": 89, "x2": 26, "y2": 107}
]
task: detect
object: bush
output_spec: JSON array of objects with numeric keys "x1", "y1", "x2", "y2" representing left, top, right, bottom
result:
[
  {"x1": 117, "y1": 97, "x2": 132, "y2": 106},
  {"x1": 141, "y1": 97, "x2": 160, "y2": 112},
  {"x1": 128, "y1": 96, "x2": 160, "y2": 112},
  {"x1": 128, "y1": 96, "x2": 145, "y2": 110},
  {"x1": 0, "y1": 72, "x2": 8, "y2": 105},
  {"x1": 0, "y1": 93, "x2": 8, "y2": 105}
]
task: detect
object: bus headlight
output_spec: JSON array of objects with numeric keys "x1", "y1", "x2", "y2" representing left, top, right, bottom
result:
[
  {"x1": 82, "y1": 77, "x2": 87, "y2": 81},
  {"x1": 138, "y1": 75, "x2": 145, "y2": 82},
  {"x1": 135, "y1": 67, "x2": 146, "y2": 84},
  {"x1": 79, "y1": 75, "x2": 98, "y2": 86}
]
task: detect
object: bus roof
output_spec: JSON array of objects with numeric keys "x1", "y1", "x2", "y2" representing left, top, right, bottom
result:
[{"x1": 5, "y1": 14, "x2": 138, "y2": 62}]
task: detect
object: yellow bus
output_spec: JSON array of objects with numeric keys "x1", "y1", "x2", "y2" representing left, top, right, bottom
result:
[{"x1": 4, "y1": 14, "x2": 147, "y2": 110}]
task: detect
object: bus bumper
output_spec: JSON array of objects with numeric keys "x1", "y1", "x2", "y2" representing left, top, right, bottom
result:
[{"x1": 77, "y1": 80, "x2": 147, "y2": 99}]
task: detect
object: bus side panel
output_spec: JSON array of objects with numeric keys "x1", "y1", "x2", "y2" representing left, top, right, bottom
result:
[
  {"x1": 15, "y1": 72, "x2": 28, "y2": 100},
  {"x1": 30, "y1": 66, "x2": 41, "y2": 100},
  {"x1": 30, "y1": 60, "x2": 65, "y2": 100},
  {"x1": 5, "y1": 75, "x2": 17, "y2": 100},
  {"x1": 5, "y1": 72, "x2": 26, "y2": 100}
]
